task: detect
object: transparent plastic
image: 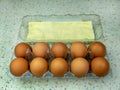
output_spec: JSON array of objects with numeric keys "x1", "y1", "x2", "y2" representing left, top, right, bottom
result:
[
  {"x1": 8, "y1": 14, "x2": 112, "y2": 79},
  {"x1": 19, "y1": 14, "x2": 103, "y2": 43}
]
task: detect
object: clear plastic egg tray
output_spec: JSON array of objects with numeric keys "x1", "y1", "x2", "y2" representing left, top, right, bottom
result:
[{"x1": 8, "y1": 14, "x2": 112, "y2": 79}]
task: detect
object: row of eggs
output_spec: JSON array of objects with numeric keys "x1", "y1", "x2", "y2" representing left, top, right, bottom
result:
[
  {"x1": 14, "y1": 41, "x2": 106, "y2": 58},
  {"x1": 10, "y1": 42, "x2": 110, "y2": 77}
]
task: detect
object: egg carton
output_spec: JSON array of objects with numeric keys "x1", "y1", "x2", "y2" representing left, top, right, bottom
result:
[
  {"x1": 8, "y1": 42, "x2": 112, "y2": 79},
  {"x1": 8, "y1": 14, "x2": 112, "y2": 79}
]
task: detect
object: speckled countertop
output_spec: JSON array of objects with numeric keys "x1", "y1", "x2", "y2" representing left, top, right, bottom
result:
[{"x1": 0, "y1": 0, "x2": 120, "y2": 90}]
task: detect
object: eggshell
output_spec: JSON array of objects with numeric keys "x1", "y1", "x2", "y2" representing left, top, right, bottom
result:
[
  {"x1": 30, "y1": 57, "x2": 48, "y2": 77},
  {"x1": 71, "y1": 57, "x2": 89, "y2": 77},
  {"x1": 10, "y1": 58, "x2": 29, "y2": 77},
  {"x1": 70, "y1": 42, "x2": 87, "y2": 58},
  {"x1": 14, "y1": 42, "x2": 31, "y2": 58},
  {"x1": 51, "y1": 42, "x2": 67, "y2": 58},
  {"x1": 50, "y1": 58, "x2": 68, "y2": 77},
  {"x1": 91, "y1": 57, "x2": 110, "y2": 77},
  {"x1": 88, "y1": 42, "x2": 106, "y2": 57},
  {"x1": 32, "y1": 42, "x2": 49, "y2": 58}
]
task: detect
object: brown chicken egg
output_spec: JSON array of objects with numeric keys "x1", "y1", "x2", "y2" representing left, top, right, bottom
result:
[
  {"x1": 50, "y1": 58, "x2": 68, "y2": 77},
  {"x1": 70, "y1": 42, "x2": 87, "y2": 58},
  {"x1": 14, "y1": 42, "x2": 31, "y2": 58},
  {"x1": 88, "y1": 42, "x2": 106, "y2": 57},
  {"x1": 30, "y1": 57, "x2": 48, "y2": 77},
  {"x1": 71, "y1": 58, "x2": 89, "y2": 77},
  {"x1": 32, "y1": 42, "x2": 49, "y2": 58},
  {"x1": 91, "y1": 57, "x2": 110, "y2": 77},
  {"x1": 51, "y1": 42, "x2": 68, "y2": 58},
  {"x1": 10, "y1": 58, "x2": 29, "y2": 76}
]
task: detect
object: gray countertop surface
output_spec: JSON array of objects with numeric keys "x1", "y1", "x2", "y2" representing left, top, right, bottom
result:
[{"x1": 0, "y1": 0, "x2": 120, "y2": 90}]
